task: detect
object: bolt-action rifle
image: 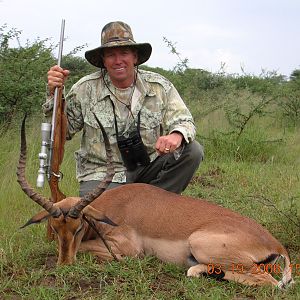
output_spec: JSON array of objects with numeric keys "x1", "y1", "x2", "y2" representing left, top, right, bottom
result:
[{"x1": 37, "y1": 19, "x2": 67, "y2": 239}]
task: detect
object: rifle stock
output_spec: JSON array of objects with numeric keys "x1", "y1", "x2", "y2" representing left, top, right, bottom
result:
[
  {"x1": 48, "y1": 86, "x2": 67, "y2": 203},
  {"x1": 38, "y1": 20, "x2": 67, "y2": 240}
]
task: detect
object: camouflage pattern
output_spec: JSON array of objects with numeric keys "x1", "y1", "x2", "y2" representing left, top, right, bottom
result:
[
  {"x1": 43, "y1": 70, "x2": 196, "y2": 183},
  {"x1": 101, "y1": 22, "x2": 135, "y2": 46},
  {"x1": 85, "y1": 21, "x2": 152, "y2": 68}
]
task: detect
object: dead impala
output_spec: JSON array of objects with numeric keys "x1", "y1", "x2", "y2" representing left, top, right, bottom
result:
[{"x1": 17, "y1": 117, "x2": 293, "y2": 288}]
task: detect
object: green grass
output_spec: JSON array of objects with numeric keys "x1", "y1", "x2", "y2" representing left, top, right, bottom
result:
[{"x1": 0, "y1": 114, "x2": 299, "y2": 299}]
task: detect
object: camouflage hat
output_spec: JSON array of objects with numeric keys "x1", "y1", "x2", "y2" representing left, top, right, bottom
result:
[{"x1": 85, "y1": 21, "x2": 152, "y2": 68}]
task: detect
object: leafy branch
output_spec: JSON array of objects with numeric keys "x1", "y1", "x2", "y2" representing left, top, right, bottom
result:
[{"x1": 163, "y1": 37, "x2": 188, "y2": 73}]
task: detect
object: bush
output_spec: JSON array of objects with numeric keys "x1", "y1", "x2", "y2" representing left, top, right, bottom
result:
[{"x1": 0, "y1": 25, "x2": 55, "y2": 126}]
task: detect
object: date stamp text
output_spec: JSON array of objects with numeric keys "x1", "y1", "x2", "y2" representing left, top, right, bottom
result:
[{"x1": 207, "y1": 263, "x2": 300, "y2": 275}]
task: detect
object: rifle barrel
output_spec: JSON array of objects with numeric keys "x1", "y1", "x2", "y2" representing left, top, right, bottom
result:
[
  {"x1": 57, "y1": 19, "x2": 65, "y2": 67},
  {"x1": 48, "y1": 19, "x2": 65, "y2": 180}
]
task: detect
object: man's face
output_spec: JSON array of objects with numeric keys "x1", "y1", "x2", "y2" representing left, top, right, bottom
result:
[{"x1": 102, "y1": 47, "x2": 138, "y2": 88}]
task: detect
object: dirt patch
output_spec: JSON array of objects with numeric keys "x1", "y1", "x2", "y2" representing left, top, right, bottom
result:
[
  {"x1": 40, "y1": 274, "x2": 56, "y2": 287},
  {"x1": 191, "y1": 166, "x2": 225, "y2": 188},
  {"x1": 0, "y1": 292, "x2": 23, "y2": 300},
  {"x1": 44, "y1": 254, "x2": 57, "y2": 269}
]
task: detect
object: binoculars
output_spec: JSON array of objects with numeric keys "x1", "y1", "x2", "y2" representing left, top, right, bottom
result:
[{"x1": 117, "y1": 130, "x2": 150, "y2": 171}]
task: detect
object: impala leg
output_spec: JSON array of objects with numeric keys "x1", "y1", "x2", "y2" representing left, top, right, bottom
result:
[
  {"x1": 223, "y1": 269, "x2": 278, "y2": 286},
  {"x1": 79, "y1": 239, "x2": 124, "y2": 261},
  {"x1": 187, "y1": 264, "x2": 208, "y2": 277},
  {"x1": 80, "y1": 225, "x2": 142, "y2": 261},
  {"x1": 186, "y1": 261, "x2": 279, "y2": 286},
  {"x1": 104, "y1": 226, "x2": 142, "y2": 258},
  {"x1": 187, "y1": 231, "x2": 279, "y2": 286}
]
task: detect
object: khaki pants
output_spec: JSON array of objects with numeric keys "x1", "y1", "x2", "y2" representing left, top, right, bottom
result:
[{"x1": 79, "y1": 141, "x2": 203, "y2": 196}]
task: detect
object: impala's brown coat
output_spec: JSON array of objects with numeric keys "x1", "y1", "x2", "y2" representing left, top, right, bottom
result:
[
  {"x1": 25, "y1": 183, "x2": 293, "y2": 288},
  {"x1": 18, "y1": 116, "x2": 293, "y2": 288}
]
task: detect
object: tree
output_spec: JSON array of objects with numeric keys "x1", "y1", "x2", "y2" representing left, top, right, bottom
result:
[
  {"x1": 0, "y1": 25, "x2": 55, "y2": 126},
  {"x1": 62, "y1": 54, "x2": 97, "y2": 91},
  {"x1": 290, "y1": 69, "x2": 300, "y2": 82}
]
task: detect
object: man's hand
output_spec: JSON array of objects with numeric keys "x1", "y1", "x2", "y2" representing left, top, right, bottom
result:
[
  {"x1": 155, "y1": 132, "x2": 183, "y2": 155},
  {"x1": 47, "y1": 65, "x2": 70, "y2": 95}
]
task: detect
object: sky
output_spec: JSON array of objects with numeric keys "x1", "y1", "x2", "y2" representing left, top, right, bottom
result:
[{"x1": 1, "y1": 0, "x2": 300, "y2": 77}]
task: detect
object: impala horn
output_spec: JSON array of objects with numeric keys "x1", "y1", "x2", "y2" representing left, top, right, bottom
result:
[
  {"x1": 68, "y1": 114, "x2": 115, "y2": 218},
  {"x1": 17, "y1": 115, "x2": 62, "y2": 217}
]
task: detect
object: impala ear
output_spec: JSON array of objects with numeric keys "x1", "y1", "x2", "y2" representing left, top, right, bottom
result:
[
  {"x1": 83, "y1": 206, "x2": 118, "y2": 226},
  {"x1": 20, "y1": 210, "x2": 50, "y2": 229}
]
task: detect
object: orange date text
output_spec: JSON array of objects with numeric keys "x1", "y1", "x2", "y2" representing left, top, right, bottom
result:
[{"x1": 207, "y1": 263, "x2": 300, "y2": 275}]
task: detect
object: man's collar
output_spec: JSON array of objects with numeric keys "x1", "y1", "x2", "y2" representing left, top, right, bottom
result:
[{"x1": 97, "y1": 71, "x2": 155, "y2": 102}]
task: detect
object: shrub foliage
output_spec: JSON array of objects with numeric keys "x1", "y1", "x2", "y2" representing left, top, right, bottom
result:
[{"x1": 1, "y1": 25, "x2": 300, "y2": 161}]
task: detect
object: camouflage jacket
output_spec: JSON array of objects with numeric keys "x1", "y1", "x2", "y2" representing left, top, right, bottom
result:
[{"x1": 43, "y1": 69, "x2": 196, "y2": 183}]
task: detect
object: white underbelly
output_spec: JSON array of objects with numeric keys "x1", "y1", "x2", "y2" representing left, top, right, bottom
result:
[{"x1": 141, "y1": 236, "x2": 190, "y2": 266}]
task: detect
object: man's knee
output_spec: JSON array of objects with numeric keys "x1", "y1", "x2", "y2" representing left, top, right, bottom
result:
[
  {"x1": 185, "y1": 140, "x2": 204, "y2": 167},
  {"x1": 79, "y1": 180, "x2": 123, "y2": 197}
]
